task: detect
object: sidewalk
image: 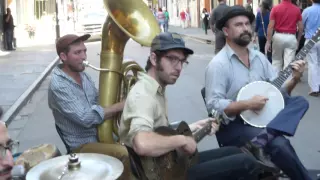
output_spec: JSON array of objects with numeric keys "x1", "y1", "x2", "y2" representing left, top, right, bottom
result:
[
  {"x1": 0, "y1": 44, "x2": 58, "y2": 124},
  {"x1": 168, "y1": 25, "x2": 215, "y2": 43},
  {"x1": 169, "y1": 25, "x2": 257, "y2": 50}
]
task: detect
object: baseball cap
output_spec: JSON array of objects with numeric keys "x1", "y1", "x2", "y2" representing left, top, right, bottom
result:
[
  {"x1": 151, "y1": 32, "x2": 194, "y2": 55},
  {"x1": 56, "y1": 34, "x2": 91, "y2": 55}
]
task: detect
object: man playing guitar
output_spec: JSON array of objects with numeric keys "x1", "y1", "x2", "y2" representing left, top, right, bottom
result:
[
  {"x1": 119, "y1": 32, "x2": 262, "y2": 179},
  {"x1": 205, "y1": 6, "x2": 312, "y2": 180}
]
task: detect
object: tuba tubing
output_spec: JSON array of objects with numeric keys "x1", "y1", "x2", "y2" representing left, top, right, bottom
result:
[{"x1": 91, "y1": 0, "x2": 161, "y2": 144}]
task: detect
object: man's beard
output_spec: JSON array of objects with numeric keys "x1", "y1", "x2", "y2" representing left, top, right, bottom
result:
[
  {"x1": 68, "y1": 63, "x2": 85, "y2": 72},
  {"x1": 233, "y1": 31, "x2": 252, "y2": 46},
  {"x1": 156, "y1": 60, "x2": 167, "y2": 86},
  {"x1": 0, "y1": 166, "x2": 12, "y2": 179}
]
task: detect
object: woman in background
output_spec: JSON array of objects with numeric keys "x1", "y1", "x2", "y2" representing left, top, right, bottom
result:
[
  {"x1": 254, "y1": 1, "x2": 272, "y2": 63},
  {"x1": 157, "y1": 8, "x2": 165, "y2": 32},
  {"x1": 202, "y1": 8, "x2": 209, "y2": 35}
]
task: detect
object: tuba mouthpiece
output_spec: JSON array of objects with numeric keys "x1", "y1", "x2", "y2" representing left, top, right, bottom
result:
[{"x1": 82, "y1": 61, "x2": 122, "y2": 74}]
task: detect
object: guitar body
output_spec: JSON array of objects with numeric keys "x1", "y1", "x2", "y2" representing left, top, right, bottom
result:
[
  {"x1": 152, "y1": 121, "x2": 199, "y2": 180},
  {"x1": 236, "y1": 81, "x2": 285, "y2": 128}
]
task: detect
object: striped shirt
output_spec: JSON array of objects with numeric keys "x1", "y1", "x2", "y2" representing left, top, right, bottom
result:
[
  {"x1": 48, "y1": 64, "x2": 104, "y2": 150},
  {"x1": 205, "y1": 44, "x2": 277, "y2": 124}
]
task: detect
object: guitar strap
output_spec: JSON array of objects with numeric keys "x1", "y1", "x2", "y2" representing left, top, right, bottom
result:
[{"x1": 125, "y1": 145, "x2": 149, "y2": 180}]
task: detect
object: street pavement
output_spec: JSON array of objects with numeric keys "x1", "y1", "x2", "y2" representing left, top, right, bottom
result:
[
  {"x1": 0, "y1": 44, "x2": 57, "y2": 114},
  {"x1": 6, "y1": 37, "x2": 320, "y2": 178},
  {"x1": 169, "y1": 25, "x2": 215, "y2": 42}
]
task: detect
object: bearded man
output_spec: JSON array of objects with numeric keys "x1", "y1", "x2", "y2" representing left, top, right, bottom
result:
[{"x1": 204, "y1": 6, "x2": 312, "y2": 180}]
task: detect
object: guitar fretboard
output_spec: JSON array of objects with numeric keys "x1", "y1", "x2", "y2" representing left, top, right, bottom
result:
[
  {"x1": 193, "y1": 123, "x2": 211, "y2": 143},
  {"x1": 193, "y1": 110, "x2": 224, "y2": 142},
  {"x1": 271, "y1": 39, "x2": 317, "y2": 89}
]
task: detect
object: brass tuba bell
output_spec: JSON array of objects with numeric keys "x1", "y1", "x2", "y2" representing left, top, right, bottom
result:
[{"x1": 83, "y1": 0, "x2": 161, "y2": 144}]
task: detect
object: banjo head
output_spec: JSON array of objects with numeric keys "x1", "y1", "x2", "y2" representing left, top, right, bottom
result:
[{"x1": 236, "y1": 81, "x2": 285, "y2": 128}]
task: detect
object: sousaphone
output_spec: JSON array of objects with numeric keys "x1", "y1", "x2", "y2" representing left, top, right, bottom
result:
[
  {"x1": 81, "y1": 0, "x2": 161, "y2": 179},
  {"x1": 84, "y1": 0, "x2": 161, "y2": 143}
]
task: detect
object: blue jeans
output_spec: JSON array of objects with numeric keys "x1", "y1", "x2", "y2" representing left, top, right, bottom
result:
[
  {"x1": 188, "y1": 146, "x2": 260, "y2": 180},
  {"x1": 5, "y1": 29, "x2": 13, "y2": 50},
  {"x1": 164, "y1": 20, "x2": 168, "y2": 32}
]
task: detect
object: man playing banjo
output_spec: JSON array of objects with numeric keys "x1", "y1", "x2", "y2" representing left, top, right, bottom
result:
[{"x1": 205, "y1": 6, "x2": 312, "y2": 180}]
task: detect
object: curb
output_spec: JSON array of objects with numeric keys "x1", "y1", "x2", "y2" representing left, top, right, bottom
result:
[
  {"x1": 180, "y1": 33, "x2": 214, "y2": 45},
  {"x1": 2, "y1": 56, "x2": 60, "y2": 126}
]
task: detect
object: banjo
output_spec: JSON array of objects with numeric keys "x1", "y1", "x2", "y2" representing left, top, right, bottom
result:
[{"x1": 237, "y1": 28, "x2": 320, "y2": 128}]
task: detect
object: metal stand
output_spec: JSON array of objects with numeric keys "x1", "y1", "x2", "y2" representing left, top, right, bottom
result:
[{"x1": 55, "y1": 0, "x2": 60, "y2": 41}]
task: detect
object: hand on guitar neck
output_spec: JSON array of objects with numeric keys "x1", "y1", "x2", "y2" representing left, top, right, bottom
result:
[
  {"x1": 189, "y1": 118, "x2": 220, "y2": 135},
  {"x1": 180, "y1": 118, "x2": 220, "y2": 155}
]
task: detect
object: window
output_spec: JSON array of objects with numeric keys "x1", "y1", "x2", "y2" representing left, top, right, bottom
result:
[{"x1": 34, "y1": 0, "x2": 47, "y2": 20}]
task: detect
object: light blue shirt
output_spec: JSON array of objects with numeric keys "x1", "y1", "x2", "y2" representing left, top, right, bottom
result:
[
  {"x1": 205, "y1": 44, "x2": 276, "y2": 124},
  {"x1": 302, "y1": 3, "x2": 320, "y2": 39}
]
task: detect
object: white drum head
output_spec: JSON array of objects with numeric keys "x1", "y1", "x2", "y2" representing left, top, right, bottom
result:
[{"x1": 236, "y1": 81, "x2": 285, "y2": 128}]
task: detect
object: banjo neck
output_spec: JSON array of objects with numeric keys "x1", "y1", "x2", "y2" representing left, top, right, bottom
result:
[{"x1": 270, "y1": 38, "x2": 318, "y2": 89}]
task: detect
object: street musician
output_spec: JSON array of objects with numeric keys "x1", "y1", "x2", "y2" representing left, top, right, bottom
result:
[
  {"x1": 204, "y1": 6, "x2": 312, "y2": 180},
  {"x1": 48, "y1": 34, "x2": 130, "y2": 178},
  {"x1": 119, "y1": 32, "x2": 262, "y2": 180}
]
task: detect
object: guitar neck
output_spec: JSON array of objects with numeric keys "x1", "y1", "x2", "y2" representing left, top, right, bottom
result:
[
  {"x1": 193, "y1": 110, "x2": 225, "y2": 142},
  {"x1": 271, "y1": 39, "x2": 317, "y2": 89},
  {"x1": 193, "y1": 122, "x2": 212, "y2": 143}
]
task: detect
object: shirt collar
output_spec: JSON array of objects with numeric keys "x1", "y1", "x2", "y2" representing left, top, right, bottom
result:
[
  {"x1": 137, "y1": 72, "x2": 165, "y2": 95},
  {"x1": 225, "y1": 43, "x2": 258, "y2": 64}
]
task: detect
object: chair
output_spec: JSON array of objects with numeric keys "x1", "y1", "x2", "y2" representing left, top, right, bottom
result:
[
  {"x1": 55, "y1": 124, "x2": 71, "y2": 154},
  {"x1": 200, "y1": 87, "x2": 224, "y2": 147}
]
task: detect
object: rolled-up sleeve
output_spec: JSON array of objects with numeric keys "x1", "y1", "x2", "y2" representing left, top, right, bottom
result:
[
  {"x1": 50, "y1": 86, "x2": 104, "y2": 128},
  {"x1": 126, "y1": 94, "x2": 157, "y2": 144},
  {"x1": 205, "y1": 61, "x2": 235, "y2": 121}
]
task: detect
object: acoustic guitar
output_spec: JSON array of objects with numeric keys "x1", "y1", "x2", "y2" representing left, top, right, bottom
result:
[
  {"x1": 127, "y1": 111, "x2": 223, "y2": 180},
  {"x1": 236, "y1": 28, "x2": 320, "y2": 128}
]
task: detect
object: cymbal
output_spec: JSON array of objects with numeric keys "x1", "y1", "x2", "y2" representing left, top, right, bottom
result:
[{"x1": 26, "y1": 153, "x2": 124, "y2": 180}]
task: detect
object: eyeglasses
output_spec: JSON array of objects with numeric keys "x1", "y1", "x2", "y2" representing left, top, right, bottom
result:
[
  {"x1": 164, "y1": 55, "x2": 189, "y2": 68},
  {"x1": 0, "y1": 140, "x2": 19, "y2": 159}
]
